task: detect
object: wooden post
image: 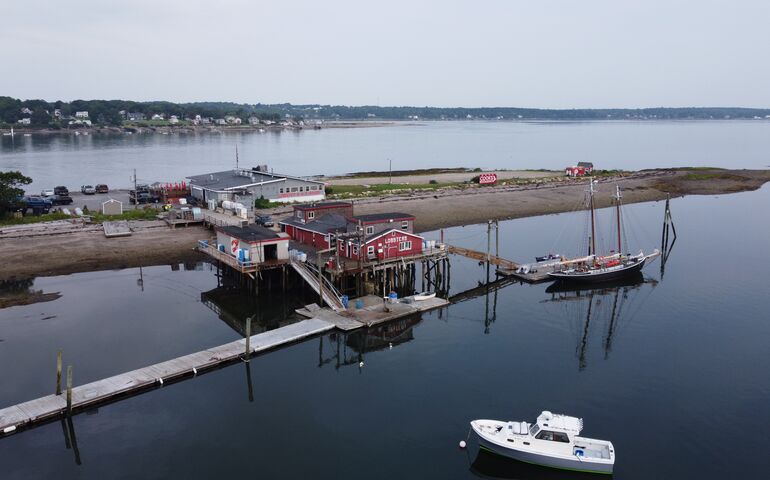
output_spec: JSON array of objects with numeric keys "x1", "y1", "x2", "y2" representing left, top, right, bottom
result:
[
  {"x1": 495, "y1": 220, "x2": 499, "y2": 259},
  {"x1": 317, "y1": 253, "x2": 324, "y2": 307},
  {"x1": 56, "y1": 350, "x2": 62, "y2": 395},
  {"x1": 66, "y1": 365, "x2": 73, "y2": 413},
  {"x1": 244, "y1": 316, "x2": 252, "y2": 359}
]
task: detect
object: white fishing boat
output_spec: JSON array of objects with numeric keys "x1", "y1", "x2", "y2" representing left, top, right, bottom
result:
[
  {"x1": 413, "y1": 291, "x2": 436, "y2": 301},
  {"x1": 470, "y1": 410, "x2": 615, "y2": 475}
]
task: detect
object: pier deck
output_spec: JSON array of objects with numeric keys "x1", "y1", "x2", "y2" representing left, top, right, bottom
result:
[
  {"x1": 446, "y1": 245, "x2": 518, "y2": 270},
  {"x1": 0, "y1": 319, "x2": 333, "y2": 435},
  {"x1": 296, "y1": 294, "x2": 450, "y2": 331}
]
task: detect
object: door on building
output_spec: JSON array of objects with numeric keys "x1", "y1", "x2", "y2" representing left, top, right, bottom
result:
[{"x1": 264, "y1": 244, "x2": 278, "y2": 261}]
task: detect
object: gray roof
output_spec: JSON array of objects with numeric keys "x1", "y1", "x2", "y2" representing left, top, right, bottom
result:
[
  {"x1": 188, "y1": 168, "x2": 323, "y2": 191},
  {"x1": 218, "y1": 225, "x2": 283, "y2": 242},
  {"x1": 281, "y1": 213, "x2": 349, "y2": 234}
]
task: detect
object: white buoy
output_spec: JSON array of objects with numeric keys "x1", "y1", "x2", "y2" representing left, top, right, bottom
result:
[
  {"x1": 158, "y1": 378, "x2": 164, "y2": 386},
  {"x1": 3, "y1": 425, "x2": 17, "y2": 434},
  {"x1": 192, "y1": 367, "x2": 198, "y2": 376},
  {"x1": 359, "y1": 361, "x2": 364, "y2": 367},
  {"x1": 459, "y1": 440, "x2": 467, "y2": 449}
]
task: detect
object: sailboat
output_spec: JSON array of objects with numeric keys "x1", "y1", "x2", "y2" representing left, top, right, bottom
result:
[{"x1": 548, "y1": 181, "x2": 659, "y2": 283}]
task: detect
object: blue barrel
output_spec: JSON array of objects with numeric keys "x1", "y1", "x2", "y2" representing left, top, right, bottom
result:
[
  {"x1": 388, "y1": 292, "x2": 398, "y2": 300},
  {"x1": 355, "y1": 299, "x2": 364, "y2": 309},
  {"x1": 341, "y1": 295, "x2": 349, "y2": 308}
]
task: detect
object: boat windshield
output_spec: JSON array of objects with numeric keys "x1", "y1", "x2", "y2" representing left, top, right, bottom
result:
[{"x1": 529, "y1": 424, "x2": 540, "y2": 436}]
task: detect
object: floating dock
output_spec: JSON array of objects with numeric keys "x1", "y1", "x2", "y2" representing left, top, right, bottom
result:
[
  {"x1": 296, "y1": 294, "x2": 450, "y2": 331},
  {"x1": 0, "y1": 293, "x2": 450, "y2": 437},
  {"x1": 0, "y1": 319, "x2": 333, "y2": 435}
]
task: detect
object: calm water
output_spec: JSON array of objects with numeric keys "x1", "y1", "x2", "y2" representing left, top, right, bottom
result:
[
  {"x1": 1, "y1": 186, "x2": 769, "y2": 479},
  {"x1": 3, "y1": 120, "x2": 770, "y2": 189}
]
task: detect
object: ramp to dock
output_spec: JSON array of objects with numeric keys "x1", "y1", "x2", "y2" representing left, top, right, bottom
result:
[
  {"x1": 445, "y1": 244, "x2": 518, "y2": 270},
  {"x1": 290, "y1": 260, "x2": 345, "y2": 311},
  {"x1": 0, "y1": 319, "x2": 333, "y2": 435}
]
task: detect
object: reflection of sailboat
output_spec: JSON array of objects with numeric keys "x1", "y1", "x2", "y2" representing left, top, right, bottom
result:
[
  {"x1": 549, "y1": 182, "x2": 659, "y2": 283},
  {"x1": 542, "y1": 275, "x2": 656, "y2": 370}
]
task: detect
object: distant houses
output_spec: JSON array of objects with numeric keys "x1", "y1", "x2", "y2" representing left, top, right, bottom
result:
[{"x1": 75, "y1": 111, "x2": 89, "y2": 118}]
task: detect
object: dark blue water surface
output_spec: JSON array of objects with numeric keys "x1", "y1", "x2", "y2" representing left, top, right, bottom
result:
[{"x1": 1, "y1": 186, "x2": 769, "y2": 479}]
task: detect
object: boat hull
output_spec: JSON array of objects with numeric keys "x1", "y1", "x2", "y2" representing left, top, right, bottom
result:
[
  {"x1": 474, "y1": 433, "x2": 614, "y2": 475},
  {"x1": 548, "y1": 258, "x2": 646, "y2": 284}
]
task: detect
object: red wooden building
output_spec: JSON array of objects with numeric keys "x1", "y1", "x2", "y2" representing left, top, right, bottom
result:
[{"x1": 337, "y1": 229, "x2": 424, "y2": 261}]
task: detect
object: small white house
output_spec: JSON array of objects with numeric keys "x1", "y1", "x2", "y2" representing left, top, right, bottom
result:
[
  {"x1": 17, "y1": 118, "x2": 31, "y2": 125},
  {"x1": 75, "y1": 111, "x2": 89, "y2": 118},
  {"x1": 151, "y1": 113, "x2": 165, "y2": 120},
  {"x1": 20, "y1": 107, "x2": 33, "y2": 115},
  {"x1": 169, "y1": 115, "x2": 179, "y2": 124},
  {"x1": 102, "y1": 198, "x2": 123, "y2": 215}
]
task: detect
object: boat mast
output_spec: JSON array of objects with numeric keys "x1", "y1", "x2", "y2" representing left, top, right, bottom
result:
[
  {"x1": 589, "y1": 180, "x2": 597, "y2": 257},
  {"x1": 614, "y1": 185, "x2": 622, "y2": 254}
]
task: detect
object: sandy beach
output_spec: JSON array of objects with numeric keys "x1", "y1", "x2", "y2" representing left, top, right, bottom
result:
[{"x1": 1, "y1": 168, "x2": 768, "y2": 281}]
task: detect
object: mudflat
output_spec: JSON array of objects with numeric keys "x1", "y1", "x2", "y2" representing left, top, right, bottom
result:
[{"x1": 1, "y1": 168, "x2": 767, "y2": 281}]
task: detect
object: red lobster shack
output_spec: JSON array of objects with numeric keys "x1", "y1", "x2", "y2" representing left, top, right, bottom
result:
[{"x1": 338, "y1": 229, "x2": 424, "y2": 261}]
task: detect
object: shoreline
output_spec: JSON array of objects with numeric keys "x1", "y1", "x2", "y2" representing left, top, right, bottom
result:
[
  {"x1": 1, "y1": 168, "x2": 768, "y2": 283},
  {"x1": 0, "y1": 120, "x2": 402, "y2": 136}
]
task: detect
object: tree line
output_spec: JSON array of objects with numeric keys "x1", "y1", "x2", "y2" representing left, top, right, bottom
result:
[{"x1": 2, "y1": 95, "x2": 770, "y2": 127}]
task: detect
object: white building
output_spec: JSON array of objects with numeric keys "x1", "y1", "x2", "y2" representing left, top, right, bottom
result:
[
  {"x1": 75, "y1": 111, "x2": 89, "y2": 118},
  {"x1": 17, "y1": 118, "x2": 31, "y2": 125}
]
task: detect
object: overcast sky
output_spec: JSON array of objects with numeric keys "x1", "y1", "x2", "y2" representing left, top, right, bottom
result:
[{"x1": 3, "y1": 0, "x2": 769, "y2": 108}]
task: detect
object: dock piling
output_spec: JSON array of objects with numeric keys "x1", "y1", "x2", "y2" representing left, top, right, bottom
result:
[
  {"x1": 55, "y1": 350, "x2": 62, "y2": 396},
  {"x1": 244, "y1": 316, "x2": 252, "y2": 359},
  {"x1": 66, "y1": 365, "x2": 73, "y2": 413}
]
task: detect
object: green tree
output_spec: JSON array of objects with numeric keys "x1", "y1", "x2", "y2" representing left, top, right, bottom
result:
[{"x1": 0, "y1": 171, "x2": 32, "y2": 215}]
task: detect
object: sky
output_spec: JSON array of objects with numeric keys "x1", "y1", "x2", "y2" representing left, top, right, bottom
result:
[{"x1": 3, "y1": 0, "x2": 770, "y2": 108}]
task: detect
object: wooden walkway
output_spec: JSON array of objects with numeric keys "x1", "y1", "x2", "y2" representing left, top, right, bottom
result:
[
  {"x1": 445, "y1": 245, "x2": 519, "y2": 270},
  {"x1": 0, "y1": 319, "x2": 333, "y2": 436}
]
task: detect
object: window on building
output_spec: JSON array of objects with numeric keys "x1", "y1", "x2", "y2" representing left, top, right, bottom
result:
[
  {"x1": 308, "y1": 211, "x2": 315, "y2": 219},
  {"x1": 399, "y1": 241, "x2": 412, "y2": 251},
  {"x1": 310, "y1": 185, "x2": 318, "y2": 191},
  {"x1": 279, "y1": 188, "x2": 284, "y2": 194},
  {"x1": 365, "y1": 226, "x2": 374, "y2": 235},
  {"x1": 367, "y1": 246, "x2": 375, "y2": 256},
  {"x1": 291, "y1": 187, "x2": 298, "y2": 193},
  {"x1": 401, "y1": 221, "x2": 409, "y2": 230},
  {"x1": 352, "y1": 245, "x2": 358, "y2": 255}
]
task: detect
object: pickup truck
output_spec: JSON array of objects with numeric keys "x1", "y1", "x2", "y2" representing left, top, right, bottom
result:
[
  {"x1": 129, "y1": 190, "x2": 159, "y2": 204},
  {"x1": 54, "y1": 186, "x2": 69, "y2": 196},
  {"x1": 51, "y1": 194, "x2": 74, "y2": 205},
  {"x1": 81, "y1": 185, "x2": 96, "y2": 195},
  {"x1": 24, "y1": 196, "x2": 53, "y2": 214}
]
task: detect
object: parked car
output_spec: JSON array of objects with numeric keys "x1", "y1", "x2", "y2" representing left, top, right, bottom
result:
[
  {"x1": 54, "y1": 186, "x2": 69, "y2": 196},
  {"x1": 129, "y1": 191, "x2": 159, "y2": 204},
  {"x1": 51, "y1": 194, "x2": 74, "y2": 205},
  {"x1": 81, "y1": 185, "x2": 96, "y2": 195},
  {"x1": 256, "y1": 215, "x2": 274, "y2": 227},
  {"x1": 95, "y1": 184, "x2": 109, "y2": 194},
  {"x1": 41, "y1": 188, "x2": 55, "y2": 197}
]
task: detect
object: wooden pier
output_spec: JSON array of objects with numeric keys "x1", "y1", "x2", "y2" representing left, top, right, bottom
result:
[
  {"x1": 0, "y1": 319, "x2": 333, "y2": 436},
  {"x1": 445, "y1": 244, "x2": 519, "y2": 270}
]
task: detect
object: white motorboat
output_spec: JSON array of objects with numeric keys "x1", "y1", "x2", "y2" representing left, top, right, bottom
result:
[
  {"x1": 470, "y1": 410, "x2": 615, "y2": 475},
  {"x1": 413, "y1": 291, "x2": 436, "y2": 301}
]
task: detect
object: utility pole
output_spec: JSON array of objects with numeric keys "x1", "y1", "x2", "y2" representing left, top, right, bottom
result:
[
  {"x1": 389, "y1": 158, "x2": 392, "y2": 184},
  {"x1": 132, "y1": 169, "x2": 138, "y2": 210},
  {"x1": 235, "y1": 144, "x2": 239, "y2": 170}
]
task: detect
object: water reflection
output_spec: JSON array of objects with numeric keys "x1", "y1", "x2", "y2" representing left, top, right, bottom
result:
[
  {"x1": 317, "y1": 315, "x2": 422, "y2": 371},
  {"x1": 0, "y1": 278, "x2": 61, "y2": 309},
  {"x1": 471, "y1": 449, "x2": 598, "y2": 480},
  {"x1": 543, "y1": 274, "x2": 658, "y2": 370},
  {"x1": 200, "y1": 285, "x2": 306, "y2": 337}
]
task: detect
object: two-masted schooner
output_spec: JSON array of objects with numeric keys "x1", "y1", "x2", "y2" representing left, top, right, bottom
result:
[{"x1": 548, "y1": 180, "x2": 659, "y2": 283}]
